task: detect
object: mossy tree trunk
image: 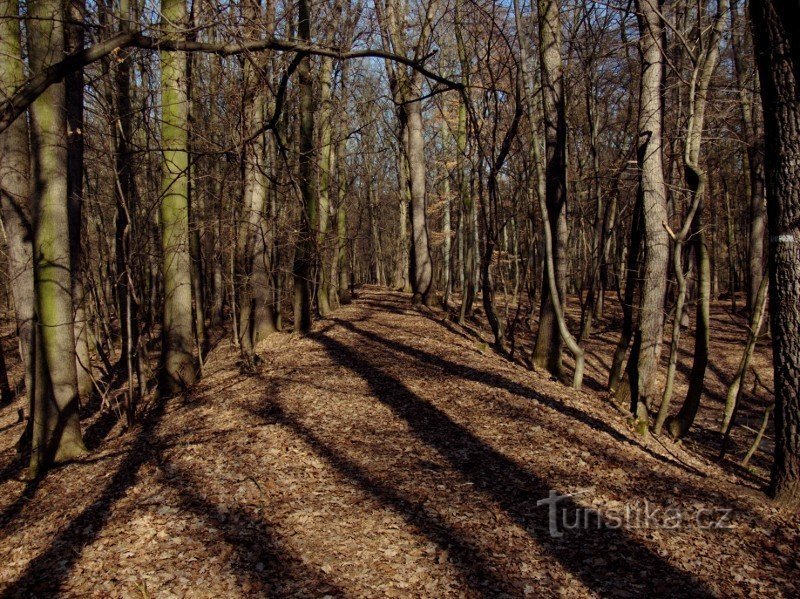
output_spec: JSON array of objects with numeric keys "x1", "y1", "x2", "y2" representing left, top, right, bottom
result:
[
  {"x1": 159, "y1": 0, "x2": 197, "y2": 393},
  {"x1": 27, "y1": 0, "x2": 88, "y2": 473},
  {"x1": 0, "y1": 0, "x2": 35, "y2": 407}
]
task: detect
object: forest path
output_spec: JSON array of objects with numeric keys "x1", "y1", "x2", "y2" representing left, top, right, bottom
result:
[{"x1": 0, "y1": 287, "x2": 797, "y2": 597}]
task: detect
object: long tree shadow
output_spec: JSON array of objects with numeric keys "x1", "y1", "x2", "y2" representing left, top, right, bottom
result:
[
  {"x1": 0, "y1": 394, "x2": 171, "y2": 597},
  {"x1": 312, "y1": 328, "x2": 718, "y2": 597},
  {"x1": 2, "y1": 393, "x2": 350, "y2": 597},
  {"x1": 337, "y1": 318, "x2": 697, "y2": 476},
  {"x1": 158, "y1": 452, "x2": 346, "y2": 596},
  {"x1": 248, "y1": 395, "x2": 517, "y2": 596}
]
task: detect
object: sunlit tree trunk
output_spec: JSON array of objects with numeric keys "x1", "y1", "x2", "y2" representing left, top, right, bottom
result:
[
  {"x1": 626, "y1": 0, "x2": 669, "y2": 426},
  {"x1": 0, "y1": 0, "x2": 35, "y2": 409},
  {"x1": 406, "y1": 96, "x2": 436, "y2": 305},
  {"x1": 27, "y1": 0, "x2": 87, "y2": 472},
  {"x1": 159, "y1": 0, "x2": 197, "y2": 393},
  {"x1": 663, "y1": 0, "x2": 727, "y2": 439}
]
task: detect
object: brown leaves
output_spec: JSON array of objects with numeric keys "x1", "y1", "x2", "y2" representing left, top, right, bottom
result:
[{"x1": 0, "y1": 288, "x2": 796, "y2": 597}]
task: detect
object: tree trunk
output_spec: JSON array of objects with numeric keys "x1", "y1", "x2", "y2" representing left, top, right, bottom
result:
[
  {"x1": 751, "y1": 0, "x2": 800, "y2": 508},
  {"x1": 665, "y1": 0, "x2": 727, "y2": 438},
  {"x1": 666, "y1": 196, "x2": 711, "y2": 439},
  {"x1": 629, "y1": 0, "x2": 669, "y2": 424},
  {"x1": 406, "y1": 98, "x2": 436, "y2": 306},
  {"x1": 28, "y1": 0, "x2": 88, "y2": 471},
  {"x1": 292, "y1": 0, "x2": 314, "y2": 333},
  {"x1": 112, "y1": 0, "x2": 141, "y2": 421},
  {"x1": 317, "y1": 63, "x2": 334, "y2": 314},
  {"x1": 532, "y1": 0, "x2": 567, "y2": 379},
  {"x1": 441, "y1": 121, "x2": 452, "y2": 307},
  {"x1": 731, "y1": 0, "x2": 766, "y2": 316},
  {"x1": 159, "y1": 0, "x2": 197, "y2": 393},
  {"x1": 0, "y1": 0, "x2": 35, "y2": 409},
  {"x1": 721, "y1": 274, "x2": 768, "y2": 433},
  {"x1": 66, "y1": 0, "x2": 92, "y2": 400}
]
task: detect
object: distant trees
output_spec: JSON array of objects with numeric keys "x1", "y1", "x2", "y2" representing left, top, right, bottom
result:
[{"x1": 0, "y1": 0, "x2": 795, "y2": 509}]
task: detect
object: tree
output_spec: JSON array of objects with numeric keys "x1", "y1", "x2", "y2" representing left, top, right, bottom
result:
[
  {"x1": 292, "y1": 0, "x2": 315, "y2": 333},
  {"x1": 624, "y1": 0, "x2": 669, "y2": 429},
  {"x1": 65, "y1": 0, "x2": 93, "y2": 400},
  {"x1": 27, "y1": 0, "x2": 88, "y2": 472},
  {"x1": 531, "y1": 0, "x2": 568, "y2": 378},
  {"x1": 378, "y1": 0, "x2": 439, "y2": 307},
  {"x1": 751, "y1": 0, "x2": 800, "y2": 508},
  {"x1": 159, "y1": 0, "x2": 197, "y2": 393},
  {"x1": 0, "y1": 0, "x2": 35, "y2": 409},
  {"x1": 731, "y1": 0, "x2": 766, "y2": 317}
]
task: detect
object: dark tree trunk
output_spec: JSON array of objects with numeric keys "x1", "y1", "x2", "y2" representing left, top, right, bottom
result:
[
  {"x1": 292, "y1": 0, "x2": 314, "y2": 333},
  {"x1": 532, "y1": 0, "x2": 567, "y2": 378},
  {"x1": 751, "y1": 0, "x2": 800, "y2": 508}
]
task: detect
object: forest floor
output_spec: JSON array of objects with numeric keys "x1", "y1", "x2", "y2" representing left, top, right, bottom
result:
[{"x1": 0, "y1": 287, "x2": 797, "y2": 597}]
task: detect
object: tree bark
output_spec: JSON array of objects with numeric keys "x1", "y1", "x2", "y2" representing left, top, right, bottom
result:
[
  {"x1": 406, "y1": 98, "x2": 436, "y2": 305},
  {"x1": 159, "y1": 0, "x2": 197, "y2": 393},
  {"x1": 292, "y1": 0, "x2": 314, "y2": 333},
  {"x1": 531, "y1": 0, "x2": 567, "y2": 379},
  {"x1": 28, "y1": 0, "x2": 88, "y2": 472},
  {"x1": 0, "y1": 0, "x2": 35, "y2": 409},
  {"x1": 751, "y1": 0, "x2": 800, "y2": 508},
  {"x1": 731, "y1": 0, "x2": 766, "y2": 316},
  {"x1": 628, "y1": 0, "x2": 669, "y2": 424},
  {"x1": 66, "y1": 0, "x2": 92, "y2": 400}
]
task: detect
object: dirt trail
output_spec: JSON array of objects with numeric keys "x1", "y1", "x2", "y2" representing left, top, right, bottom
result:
[{"x1": 0, "y1": 288, "x2": 796, "y2": 597}]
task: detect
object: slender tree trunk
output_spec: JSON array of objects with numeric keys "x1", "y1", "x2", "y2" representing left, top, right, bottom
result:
[
  {"x1": 663, "y1": 0, "x2": 727, "y2": 438},
  {"x1": 579, "y1": 71, "x2": 603, "y2": 343},
  {"x1": 317, "y1": 70, "x2": 334, "y2": 313},
  {"x1": 628, "y1": 0, "x2": 669, "y2": 424},
  {"x1": 292, "y1": 0, "x2": 314, "y2": 333},
  {"x1": 159, "y1": 0, "x2": 196, "y2": 393},
  {"x1": 721, "y1": 274, "x2": 768, "y2": 433},
  {"x1": 112, "y1": 0, "x2": 141, "y2": 421},
  {"x1": 441, "y1": 122, "x2": 452, "y2": 307},
  {"x1": 731, "y1": 0, "x2": 766, "y2": 315},
  {"x1": 406, "y1": 97, "x2": 436, "y2": 306},
  {"x1": 65, "y1": 0, "x2": 92, "y2": 400},
  {"x1": 532, "y1": 0, "x2": 567, "y2": 379},
  {"x1": 666, "y1": 196, "x2": 711, "y2": 439},
  {"x1": 609, "y1": 194, "x2": 643, "y2": 395}
]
